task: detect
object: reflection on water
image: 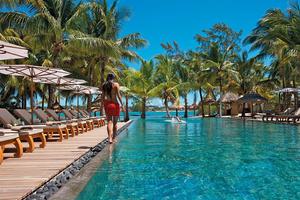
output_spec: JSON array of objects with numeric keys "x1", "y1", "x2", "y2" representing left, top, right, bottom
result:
[{"x1": 76, "y1": 118, "x2": 300, "y2": 200}]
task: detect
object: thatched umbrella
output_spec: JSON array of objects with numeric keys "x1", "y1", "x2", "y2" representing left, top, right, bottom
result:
[
  {"x1": 238, "y1": 93, "x2": 267, "y2": 116},
  {"x1": 220, "y1": 92, "x2": 239, "y2": 103},
  {"x1": 203, "y1": 93, "x2": 216, "y2": 116}
]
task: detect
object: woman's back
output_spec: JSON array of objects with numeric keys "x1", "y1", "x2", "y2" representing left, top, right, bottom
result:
[{"x1": 103, "y1": 82, "x2": 119, "y2": 103}]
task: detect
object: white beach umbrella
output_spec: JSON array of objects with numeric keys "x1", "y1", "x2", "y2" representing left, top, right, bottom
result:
[
  {"x1": 33, "y1": 77, "x2": 87, "y2": 110},
  {"x1": 59, "y1": 85, "x2": 101, "y2": 118},
  {"x1": 276, "y1": 88, "x2": 300, "y2": 93},
  {"x1": 33, "y1": 77, "x2": 87, "y2": 85},
  {"x1": 0, "y1": 64, "x2": 70, "y2": 124},
  {"x1": 0, "y1": 40, "x2": 28, "y2": 60}
]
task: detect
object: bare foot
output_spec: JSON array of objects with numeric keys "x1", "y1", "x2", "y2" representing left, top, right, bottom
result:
[{"x1": 109, "y1": 137, "x2": 113, "y2": 144}]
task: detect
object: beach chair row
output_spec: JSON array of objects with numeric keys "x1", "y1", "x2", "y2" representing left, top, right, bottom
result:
[
  {"x1": 262, "y1": 107, "x2": 300, "y2": 124},
  {"x1": 0, "y1": 108, "x2": 105, "y2": 165}
]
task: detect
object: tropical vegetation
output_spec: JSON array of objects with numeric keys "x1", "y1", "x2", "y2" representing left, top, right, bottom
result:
[{"x1": 0, "y1": 1, "x2": 300, "y2": 119}]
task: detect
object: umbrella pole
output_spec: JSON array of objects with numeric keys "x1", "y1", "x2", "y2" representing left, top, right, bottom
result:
[
  {"x1": 30, "y1": 79, "x2": 34, "y2": 125},
  {"x1": 77, "y1": 94, "x2": 79, "y2": 119}
]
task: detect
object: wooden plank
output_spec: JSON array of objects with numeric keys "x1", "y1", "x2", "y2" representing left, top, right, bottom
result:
[{"x1": 0, "y1": 123, "x2": 126, "y2": 200}]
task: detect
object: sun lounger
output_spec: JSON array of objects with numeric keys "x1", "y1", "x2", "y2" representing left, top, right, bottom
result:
[
  {"x1": 62, "y1": 109, "x2": 91, "y2": 132},
  {"x1": 70, "y1": 109, "x2": 104, "y2": 128},
  {"x1": 78, "y1": 109, "x2": 105, "y2": 127},
  {"x1": 34, "y1": 109, "x2": 80, "y2": 137},
  {"x1": 13, "y1": 109, "x2": 71, "y2": 141},
  {"x1": 0, "y1": 133, "x2": 23, "y2": 164},
  {"x1": 262, "y1": 108, "x2": 300, "y2": 123},
  {"x1": 69, "y1": 109, "x2": 95, "y2": 130},
  {"x1": 287, "y1": 108, "x2": 300, "y2": 124},
  {"x1": 0, "y1": 128, "x2": 46, "y2": 153},
  {"x1": 6, "y1": 109, "x2": 67, "y2": 142},
  {"x1": 46, "y1": 109, "x2": 86, "y2": 134}
]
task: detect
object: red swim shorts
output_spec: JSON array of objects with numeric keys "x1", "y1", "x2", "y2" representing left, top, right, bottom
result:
[{"x1": 104, "y1": 100, "x2": 120, "y2": 117}]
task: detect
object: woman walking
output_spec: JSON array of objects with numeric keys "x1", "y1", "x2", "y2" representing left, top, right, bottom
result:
[{"x1": 102, "y1": 73, "x2": 124, "y2": 144}]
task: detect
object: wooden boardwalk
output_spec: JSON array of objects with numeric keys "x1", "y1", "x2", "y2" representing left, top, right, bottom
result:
[{"x1": 0, "y1": 122, "x2": 127, "y2": 200}]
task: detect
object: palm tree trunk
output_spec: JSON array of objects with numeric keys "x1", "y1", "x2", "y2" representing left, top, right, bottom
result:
[
  {"x1": 184, "y1": 94, "x2": 188, "y2": 118},
  {"x1": 42, "y1": 94, "x2": 45, "y2": 110},
  {"x1": 87, "y1": 62, "x2": 94, "y2": 112},
  {"x1": 22, "y1": 94, "x2": 26, "y2": 109},
  {"x1": 124, "y1": 95, "x2": 129, "y2": 122},
  {"x1": 141, "y1": 97, "x2": 146, "y2": 119},
  {"x1": 164, "y1": 96, "x2": 170, "y2": 118},
  {"x1": 65, "y1": 95, "x2": 68, "y2": 109},
  {"x1": 48, "y1": 85, "x2": 55, "y2": 109},
  {"x1": 87, "y1": 95, "x2": 92, "y2": 112},
  {"x1": 99, "y1": 57, "x2": 107, "y2": 116},
  {"x1": 219, "y1": 78, "x2": 223, "y2": 116},
  {"x1": 199, "y1": 88, "x2": 205, "y2": 117}
]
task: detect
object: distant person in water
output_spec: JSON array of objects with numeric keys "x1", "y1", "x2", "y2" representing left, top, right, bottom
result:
[
  {"x1": 175, "y1": 116, "x2": 182, "y2": 122},
  {"x1": 102, "y1": 73, "x2": 124, "y2": 144}
]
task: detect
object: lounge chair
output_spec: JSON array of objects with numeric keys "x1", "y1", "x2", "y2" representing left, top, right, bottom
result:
[
  {"x1": 262, "y1": 108, "x2": 300, "y2": 123},
  {"x1": 0, "y1": 132, "x2": 23, "y2": 164},
  {"x1": 262, "y1": 108, "x2": 294, "y2": 122},
  {"x1": 34, "y1": 109, "x2": 80, "y2": 137},
  {"x1": 70, "y1": 109, "x2": 104, "y2": 128},
  {"x1": 69, "y1": 109, "x2": 95, "y2": 130},
  {"x1": 61, "y1": 109, "x2": 91, "y2": 132},
  {"x1": 0, "y1": 108, "x2": 46, "y2": 152},
  {"x1": 46, "y1": 109, "x2": 87, "y2": 134},
  {"x1": 78, "y1": 109, "x2": 105, "y2": 127},
  {"x1": 12, "y1": 109, "x2": 68, "y2": 142},
  {"x1": 287, "y1": 108, "x2": 300, "y2": 124}
]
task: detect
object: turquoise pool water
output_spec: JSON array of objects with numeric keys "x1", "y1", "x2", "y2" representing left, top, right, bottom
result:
[{"x1": 76, "y1": 118, "x2": 300, "y2": 200}]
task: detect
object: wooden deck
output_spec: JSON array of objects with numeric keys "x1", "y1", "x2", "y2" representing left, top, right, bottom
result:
[{"x1": 0, "y1": 122, "x2": 127, "y2": 200}]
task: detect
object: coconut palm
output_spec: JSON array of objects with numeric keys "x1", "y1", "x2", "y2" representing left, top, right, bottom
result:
[
  {"x1": 185, "y1": 51, "x2": 212, "y2": 117},
  {"x1": 201, "y1": 43, "x2": 239, "y2": 116},
  {"x1": 244, "y1": 2, "x2": 300, "y2": 89},
  {"x1": 66, "y1": 0, "x2": 146, "y2": 113},
  {"x1": 152, "y1": 55, "x2": 180, "y2": 118},
  {"x1": 227, "y1": 51, "x2": 275, "y2": 96},
  {"x1": 126, "y1": 60, "x2": 155, "y2": 118},
  {"x1": 0, "y1": 0, "x2": 92, "y2": 107},
  {"x1": 175, "y1": 60, "x2": 192, "y2": 118}
]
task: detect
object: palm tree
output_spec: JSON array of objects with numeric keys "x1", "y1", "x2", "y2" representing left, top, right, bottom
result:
[
  {"x1": 126, "y1": 60, "x2": 155, "y2": 118},
  {"x1": 185, "y1": 51, "x2": 210, "y2": 117},
  {"x1": 201, "y1": 43, "x2": 239, "y2": 116},
  {"x1": 175, "y1": 60, "x2": 192, "y2": 118},
  {"x1": 66, "y1": 0, "x2": 146, "y2": 113},
  {"x1": 153, "y1": 55, "x2": 179, "y2": 118},
  {"x1": 0, "y1": 0, "x2": 92, "y2": 107},
  {"x1": 228, "y1": 51, "x2": 274, "y2": 95},
  {"x1": 244, "y1": 2, "x2": 300, "y2": 90}
]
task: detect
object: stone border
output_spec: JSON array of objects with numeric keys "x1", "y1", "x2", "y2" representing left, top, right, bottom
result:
[{"x1": 23, "y1": 120, "x2": 133, "y2": 200}]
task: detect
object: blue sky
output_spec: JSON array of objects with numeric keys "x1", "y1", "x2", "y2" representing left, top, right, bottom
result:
[
  {"x1": 117, "y1": 0, "x2": 290, "y2": 106},
  {"x1": 119, "y1": 0, "x2": 289, "y2": 67}
]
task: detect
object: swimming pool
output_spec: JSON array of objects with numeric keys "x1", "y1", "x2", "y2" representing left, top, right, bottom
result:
[{"x1": 76, "y1": 118, "x2": 300, "y2": 199}]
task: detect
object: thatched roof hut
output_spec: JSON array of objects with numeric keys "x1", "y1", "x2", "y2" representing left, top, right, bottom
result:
[{"x1": 221, "y1": 92, "x2": 239, "y2": 103}]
